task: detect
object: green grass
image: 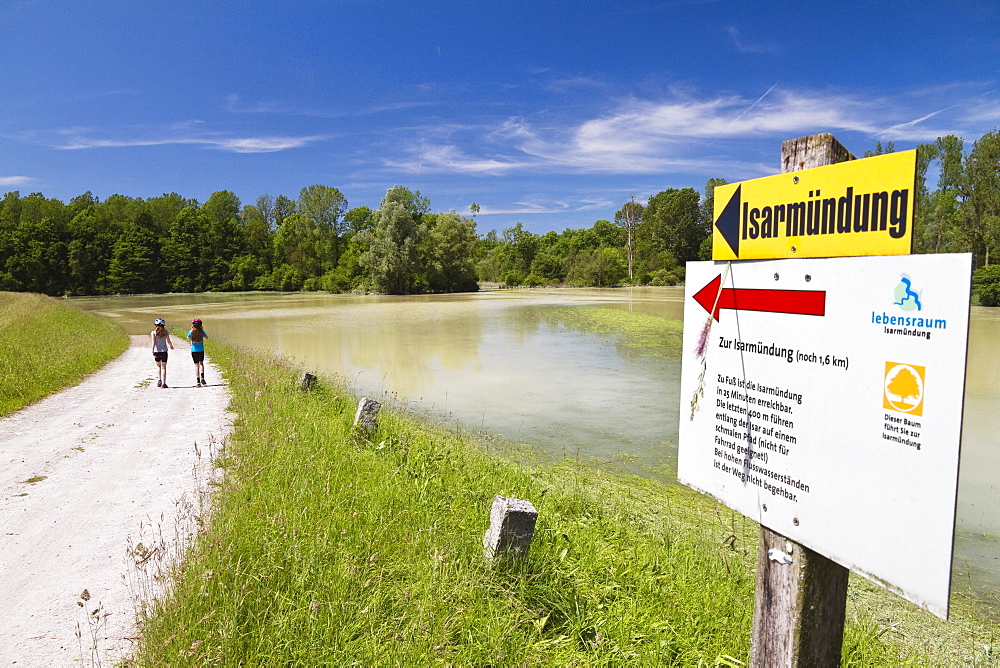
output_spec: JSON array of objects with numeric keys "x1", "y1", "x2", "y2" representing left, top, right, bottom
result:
[
  {"x1": 0, "y1": 292, "x2": 129, "y2": 417},
  {"x1": 126, "y1": 340, "x2": 1000, "y2": 666}
]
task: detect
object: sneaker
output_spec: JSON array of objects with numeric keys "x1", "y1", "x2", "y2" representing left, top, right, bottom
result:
[
  {"x1": 201, "y1": 376, "x2": 206, "y2": 385},
  {"x1": 157, "y1": 380, "x2": 162, "y2": 387},
  {"x1": 162, "y1": 383, "x2": 168, "y2": 388}
]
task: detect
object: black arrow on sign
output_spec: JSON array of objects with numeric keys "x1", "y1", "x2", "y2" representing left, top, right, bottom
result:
[{"x1": 714, "y1": 184, "x2": 741, "y2": 258}]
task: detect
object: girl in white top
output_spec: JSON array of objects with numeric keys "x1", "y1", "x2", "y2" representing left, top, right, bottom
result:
[{"x1": 151, "y1": 318, "x2": 175, "y2": 388}]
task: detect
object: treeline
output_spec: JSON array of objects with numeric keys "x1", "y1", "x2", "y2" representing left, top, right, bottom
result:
[
  {"x1": 904, "y1": 131, "x2": 1000, "y2": 304},
  {"x1": 0, "y1": 179, "x2": 719, "y2": 297},
  {"x1": 0, "y1": 185, "x2": 478, "y2": 296},
  {"x1": 0, "y1": 131, "x2": 997, "y2": 298},
  {"x1": 475, "y1": 183, "x2": 720, "y2": 289}
]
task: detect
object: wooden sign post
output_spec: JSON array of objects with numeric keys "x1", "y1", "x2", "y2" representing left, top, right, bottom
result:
[
  {"x1": 679, "y1": 133, "x2": 971, "y2": 665},
  {"x1": 749, "y1": 134, "x2": 851, "y2": 667}
]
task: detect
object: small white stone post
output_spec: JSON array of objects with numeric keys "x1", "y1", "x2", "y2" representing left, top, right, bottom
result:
[
  {"x1": 483, "y1": 495, "x2": 538, "y2": 562},
  {"x1": 353, "y1": 397, "x2": 381, "y2": 433}
]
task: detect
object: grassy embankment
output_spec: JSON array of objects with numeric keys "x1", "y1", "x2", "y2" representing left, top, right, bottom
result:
[
  {"x1": 131, "y1": 306, "x2": 998, "y2": 665},
  {"x1": 0, "y1": 291, "x2": 128, "y2": 417}
]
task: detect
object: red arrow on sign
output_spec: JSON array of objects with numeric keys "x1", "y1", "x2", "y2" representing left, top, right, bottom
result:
[{"x1": 693, "y1": 274, "x2": 826, "y2": 321}]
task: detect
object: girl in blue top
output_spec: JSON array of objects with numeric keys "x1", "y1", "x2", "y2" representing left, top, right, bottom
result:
[{"x1": 187, "y1": 318, "x2": 208, "y2": 386}]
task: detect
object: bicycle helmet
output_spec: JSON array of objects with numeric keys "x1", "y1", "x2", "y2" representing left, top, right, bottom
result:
[
  {"x1": 154, "y1": 318, "x2": 166, "y2": 326},
  {"x1": 192, "y1": 318, "x2": 202, "y2": 325}
]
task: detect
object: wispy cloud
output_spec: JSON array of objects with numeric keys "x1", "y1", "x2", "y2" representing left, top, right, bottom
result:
[
  {"x1": 726, "y1": 26, "x2": 778, "y2": 54},
  {"x1": 225, "y1": 93, "x2": 435, "y2": 118},
  {"x1": 475, "y1": 195, "x2": 620, "y2": 217},
  {"x1": 547, "y1": 77, "x2": 610, "y2": 94},
  {"x1": 875, "y1": 107, "x2": 963, "y2": 141},
  {"x1": 385, "y1": 142, "x2": 527, "y2": 175},
  {"x1": 0, "y1": 176, "x2": 32, "y2": 186},
  {"x1": 477, "y1": 199, "x2": 576, "y2": 216},
  {"x1": 959, "y1": 97, "x2": 1000, "y2": 126},
  {"x1": 385, "y1": 85, "x2": 987, "y2": 179},
  {"x1": 45, "y1": 124, "x2": 329, "y2": 153}
]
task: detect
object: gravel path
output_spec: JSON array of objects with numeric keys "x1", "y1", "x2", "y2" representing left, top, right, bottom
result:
[{"x1": 0, "y1": 335, "x2": 231, "y2": 665}]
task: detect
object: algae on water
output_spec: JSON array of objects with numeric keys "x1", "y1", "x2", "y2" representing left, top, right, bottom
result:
[{"x1": 538, "y1": 306, "x2": 684, "y2": 358}]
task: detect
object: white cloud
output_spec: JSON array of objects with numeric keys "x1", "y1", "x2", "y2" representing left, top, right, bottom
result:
[
  {"x1": 225, "y1": 93, "x2": 435, "y2": 118},
  {"x1": 382, "y1": 83, "x2": 997, "y2": 182},
  {"x1": 726, "y1": 26, "x2": 778, "y2": 54},
  {"x1": 385, "y1": 143, "x2": 528, "y2": 175},
  {"x1": 959, "y1": 97, "x2": 1000, "y2": 127},
  {"x1": 874, "y1": 108, "x2": 964, "y2": 141},
  {"x1": 49, "y1": 126, "x2": 329, "y2": 153},
  {"x1": 0, "y1": 176, "x2": 31, "y2": 186},
  {"x1": 478, "y1": 89, "x2": 882, "y2": 173}
]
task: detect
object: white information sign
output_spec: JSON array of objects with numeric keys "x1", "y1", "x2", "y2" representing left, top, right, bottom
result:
[{"x1": 678, "y1": 253, "x2": 972, "y2": 618}]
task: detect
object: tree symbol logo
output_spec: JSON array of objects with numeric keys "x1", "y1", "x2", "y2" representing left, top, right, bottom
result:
[{"x1": 883, "y1": 362, "x2": 925, "y2": 416}]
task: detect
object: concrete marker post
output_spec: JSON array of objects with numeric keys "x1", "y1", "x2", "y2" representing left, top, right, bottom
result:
[
  {"x1": 483, "y1": 495, "x2": 538, "y2": 562},
  {"x1": 353, "y1": 397, "x2": 381, "y2": 433}
]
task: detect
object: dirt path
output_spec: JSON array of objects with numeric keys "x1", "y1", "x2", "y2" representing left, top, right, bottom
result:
[{"x1": 0, "y1": 335, "x2": 232, "y2": 665}]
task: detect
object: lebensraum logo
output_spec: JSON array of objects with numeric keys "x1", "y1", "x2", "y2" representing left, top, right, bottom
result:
[
  {"x1": 893, "y1": 274, "x2": 921, "y2": 312},
  {"x1": 870, "y1": 273, "x2": 945, "y2": 340}
]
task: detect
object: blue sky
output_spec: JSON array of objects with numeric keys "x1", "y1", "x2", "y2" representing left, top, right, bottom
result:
[{"x1": 2, "y1": 0, "x2": 999, "y2": 234}]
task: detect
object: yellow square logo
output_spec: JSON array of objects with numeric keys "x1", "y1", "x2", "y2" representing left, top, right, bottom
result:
[{"x1": 883, "y1": 362, "x2": 925, "y2": 417}]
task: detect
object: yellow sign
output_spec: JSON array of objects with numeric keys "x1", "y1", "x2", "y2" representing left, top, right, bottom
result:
[{"x1": 712, "y1": 150, "x2": 917, "y2": 260}]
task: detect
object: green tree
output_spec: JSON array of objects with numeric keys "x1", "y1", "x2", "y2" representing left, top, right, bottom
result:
[
  {"x1": 254, "y1": 194, "x2": 278, "y2": 229},
  {"x1": 358, "y1": 187, "x2": 427, "y2": 294},
  {"x1": 973, "y1": 265, "x2": 1000, "y2": 306},
  {"x1": 203, "y1": 190, "x2": 242, "y2": 226},
  {"x1": 638, "y1": 187, "x2": 705, "y2": 271},
  {"x1": 274, "y1": 195, "x2": 296, "y2": 225},
  {"x1": 2, "y1": 193, "x2": 71, "y2": 294},
  {"x1": 106, "y1": 222, "x2": 158, "y2": 294},
  {"x1": 966, "y1": 130, "x2": 1000, "y2": 266},
  {"x1": 162, "y1": 208, "x2": 212, "y2": 292},
  {"x1": 345, "y1": 206, "x2": 375, "y2": 234},
  {"x1": 239, "y1": 204, "x2": 275, "y2": 274},
  {"x1": 919, "y1": 136, "x2": 968, "y2": 254},
  {"x1": 298, "y1": 185, "x2": 348, "y2": 264},
  {"x1": 421, "y1": 211, "x2": 479, "y2": 292},
  {"x1": 863, "y1": 141, "x2": 896, "y2": 157},
  {"x1": 273, "y1": 212, "x2": 330, "y2": 283},
  {"x1": 698, "y1": 178, "x2": 727, "y2": 260},
  {"x1": 566, "y1": 247, "x2": 627, "y2": 287},
  {"x1": 614, "y1": 196, "x2": 643, "y2": 281}
]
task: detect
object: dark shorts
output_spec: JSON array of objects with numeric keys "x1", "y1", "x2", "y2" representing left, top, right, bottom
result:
[
  {"x1": 154, "y1": 351, "x2": 168, "y2": 363},
  {"x1": 191, "y1": 351, "x2": 205, "y2": 363}
]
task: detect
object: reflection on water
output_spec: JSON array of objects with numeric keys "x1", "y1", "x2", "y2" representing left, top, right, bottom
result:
[{"x1": 74, "y1": 287, "x2": 999, "y2": 612}]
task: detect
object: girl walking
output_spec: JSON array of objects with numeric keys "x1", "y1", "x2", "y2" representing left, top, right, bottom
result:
[
  {"x1": 188, "y1": 318, "x2": 208, "y2": 386},
  {"x1": 151, "y1": 318, "x2": 174, "y2": 388}
]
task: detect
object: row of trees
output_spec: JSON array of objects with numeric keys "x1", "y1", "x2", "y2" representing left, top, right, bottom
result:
[
  {"x1": 0, "y1": 130, "x2": 996, "y2": 298},
  {"x1": 869, "y1": 131, "x2": 1000, "y2": 304},
  {"x1": 476, "y1": 183, "x2": 720, "y2": 288},
  {"x1": 908, "y1": 131, "x2": 1000, "y2": 265},
  {"x1": 0, "y1": 178, "x2": 720, "y2": 296},
  {"x1": 0, "y1": 185, "x2": 478, "y2": 296}
]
